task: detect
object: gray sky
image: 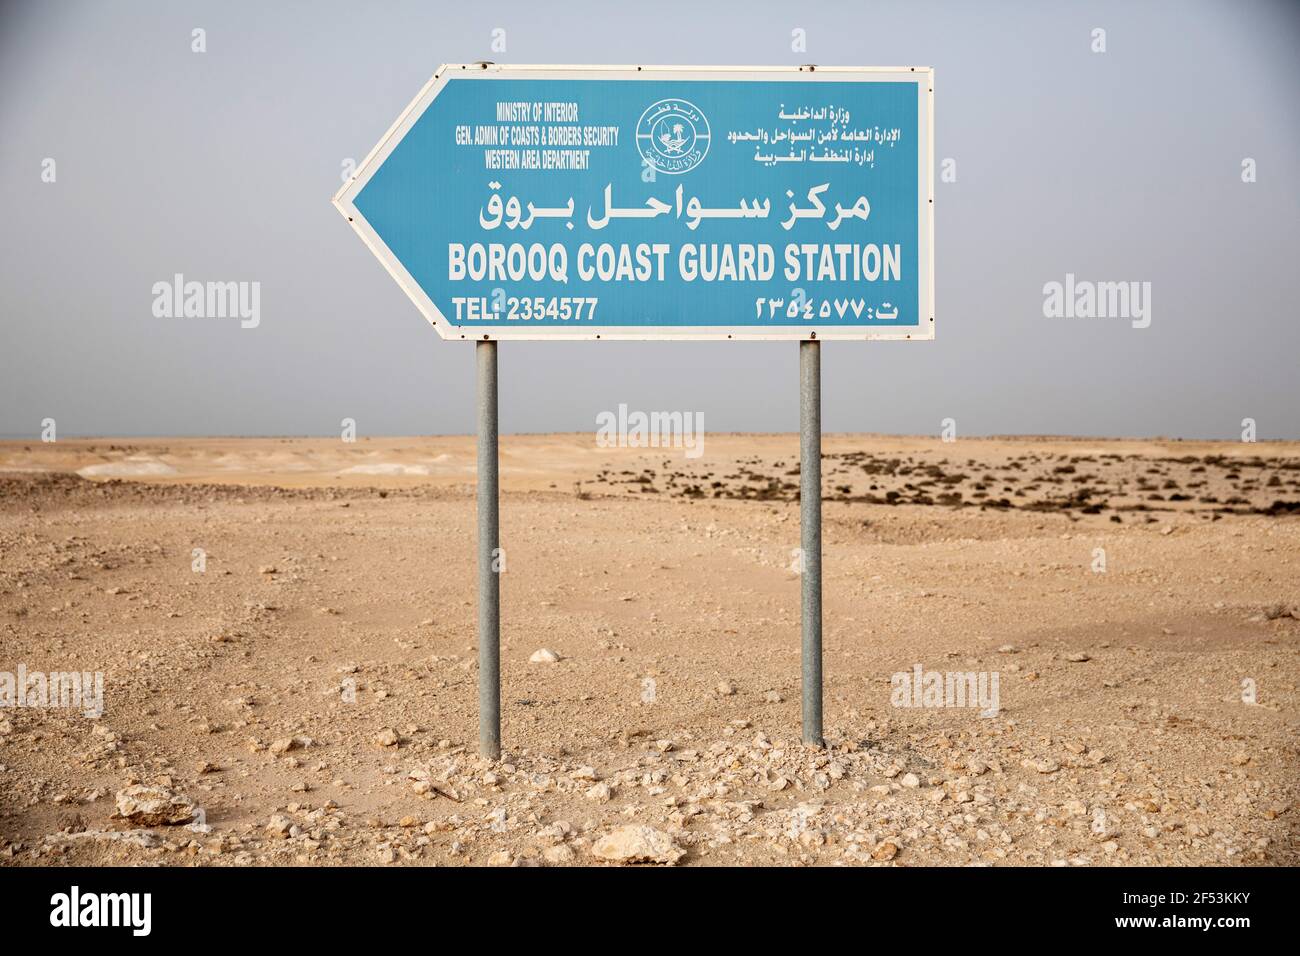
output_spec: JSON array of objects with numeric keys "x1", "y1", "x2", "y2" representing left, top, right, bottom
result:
[{"x1": 2, "y1": 0, "x2": 1297, "y2": 439}]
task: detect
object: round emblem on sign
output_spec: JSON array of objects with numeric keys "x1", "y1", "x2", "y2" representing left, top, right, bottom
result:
[{"x1": 635, "y1": 98, "x2": 710, "y2": 175}]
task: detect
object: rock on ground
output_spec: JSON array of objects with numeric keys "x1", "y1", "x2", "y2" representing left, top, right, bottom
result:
[
  {"x1": 591, "y1": 825, "x2": 684, "y2": 865},
  {"x1": 113, "y1": 785, "x2": 196, "y2": 827}
]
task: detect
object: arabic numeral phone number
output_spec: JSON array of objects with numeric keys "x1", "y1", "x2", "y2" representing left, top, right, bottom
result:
[{"x1": 509, "y1": 296, "x2": 598, "y2": 321}]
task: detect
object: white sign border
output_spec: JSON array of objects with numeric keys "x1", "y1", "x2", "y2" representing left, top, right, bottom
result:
[{"x1": 333, "y1": 64, "x2": 935, "y2": 342}]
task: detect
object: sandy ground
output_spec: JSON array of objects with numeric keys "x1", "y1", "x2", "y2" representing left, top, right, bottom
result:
[{"x1": 0, "y1": 434, "x2": 1297, "y2": 867}]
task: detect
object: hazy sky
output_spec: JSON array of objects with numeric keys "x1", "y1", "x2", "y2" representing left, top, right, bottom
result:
[{"x1": 2, "y1": 0, "x2": 1297, "y2": 439}]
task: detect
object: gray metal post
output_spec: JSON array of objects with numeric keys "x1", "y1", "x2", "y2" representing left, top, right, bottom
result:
[
  {"x1": 477, "y1": 340, "x2": 501, "y2": 760},
  {"x1": 800, "y1": 339, "x2": 824, "y2": 747}
]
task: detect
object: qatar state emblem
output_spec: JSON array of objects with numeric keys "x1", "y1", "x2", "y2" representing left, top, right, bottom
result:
[{"x1": 635, "y1": 98, "x2": 711, "y2": 175}]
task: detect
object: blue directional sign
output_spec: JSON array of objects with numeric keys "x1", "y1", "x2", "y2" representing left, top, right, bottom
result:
[{"x1": 335, "y1": 65, "x2": 934, "y2": 341}]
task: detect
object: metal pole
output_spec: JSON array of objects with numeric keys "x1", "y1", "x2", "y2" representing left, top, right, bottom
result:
[
  {"x1": 477, "y1": 339, "x2": 501, "y2": 760},
  {"x1": 800, "y1": 339, "x2": 824, "y2": 747}
]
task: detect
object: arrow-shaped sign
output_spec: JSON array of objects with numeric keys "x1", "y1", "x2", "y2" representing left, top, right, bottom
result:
[{"x1": 334, "y1": 64, "x2": 934, "y2": 341}]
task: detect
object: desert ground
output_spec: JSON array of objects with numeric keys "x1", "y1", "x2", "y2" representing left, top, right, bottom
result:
[{"x1": 0, "y1": 434, "x2": 1297, "y2": 867}]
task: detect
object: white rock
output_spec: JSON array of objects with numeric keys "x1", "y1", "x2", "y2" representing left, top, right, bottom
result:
[
  {"x1": 543, "y1": 843, "x2": 576, "y2": 864},
  {"x1": 1022, "y1": 758, "x2": 1060, "y2": 774},
  {"x1": 112, "y1": 785, "x2": 196, "y2": 827},
  {"x1": 591, "y1": 825, "x2": 683, "y2": 865},
  {"x1": 529, "y1": 648, "x2": 561, "y2": 663}
]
